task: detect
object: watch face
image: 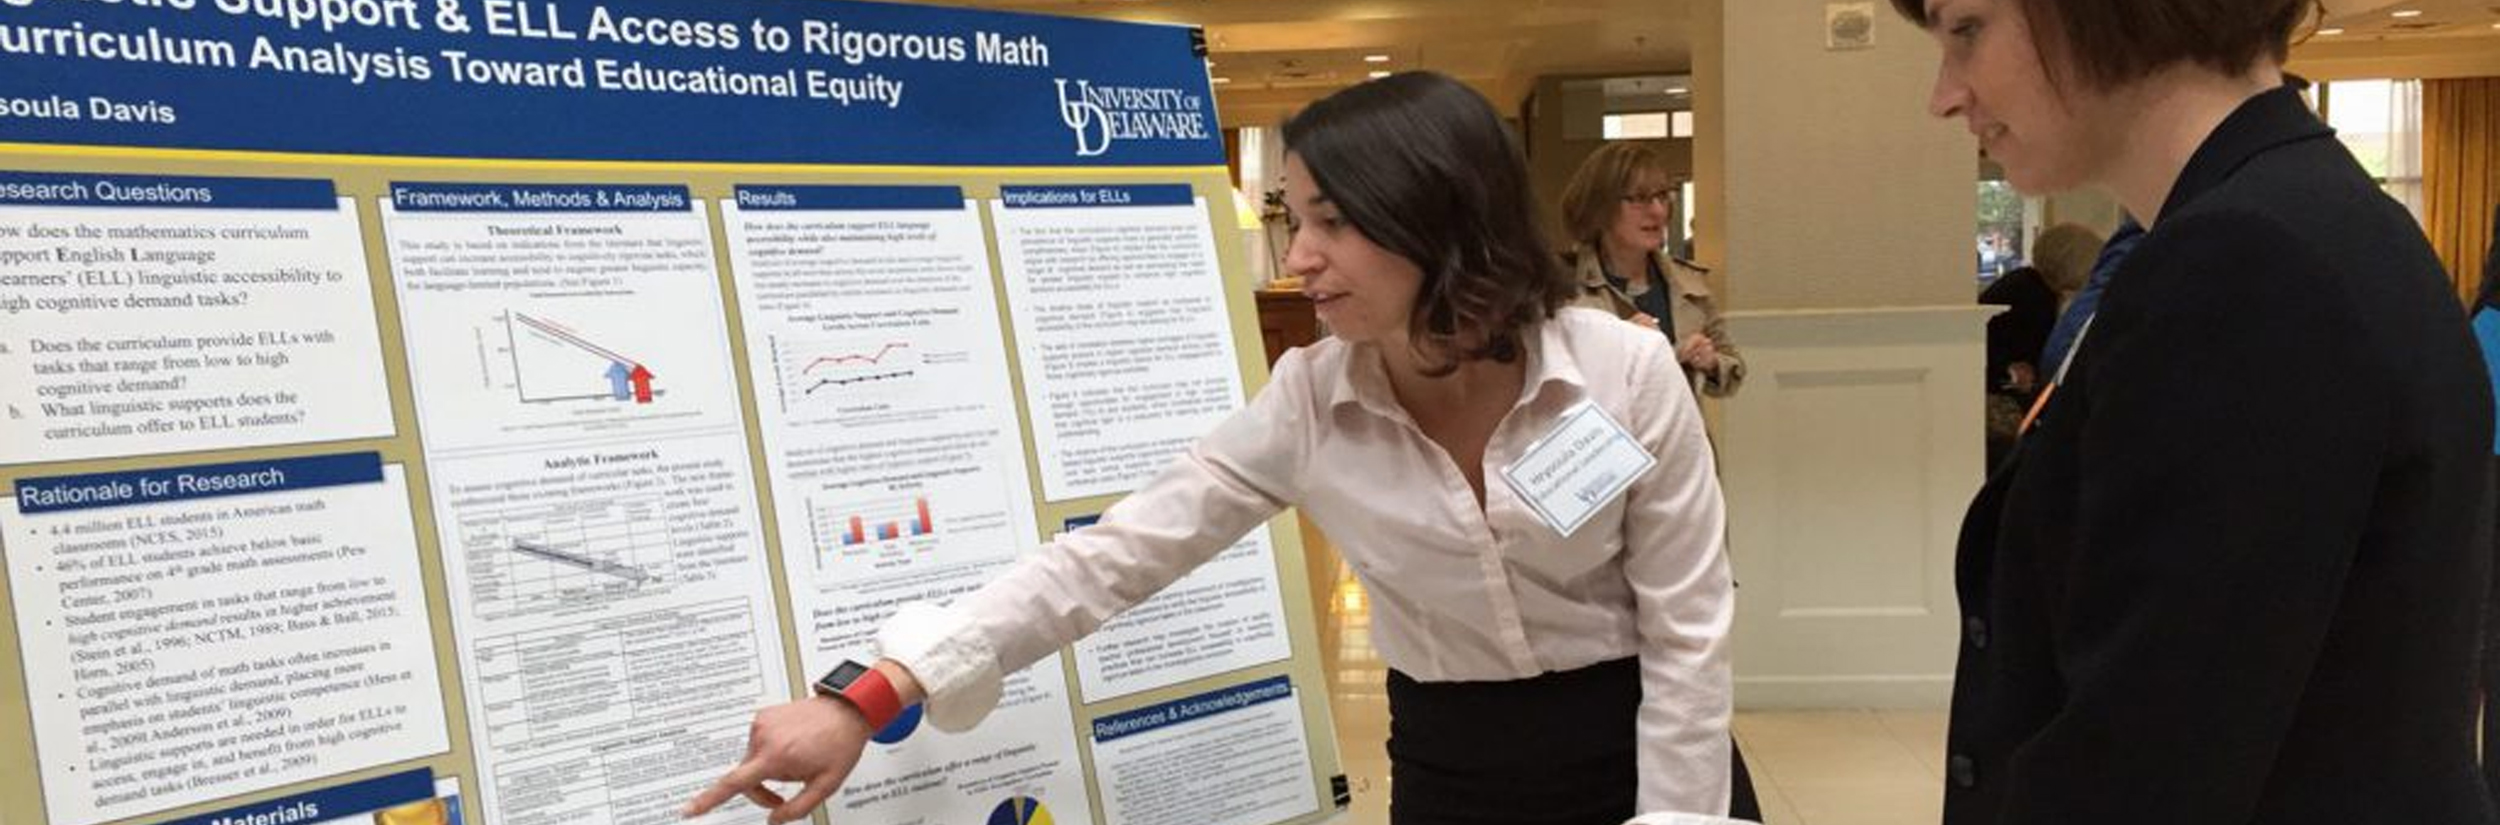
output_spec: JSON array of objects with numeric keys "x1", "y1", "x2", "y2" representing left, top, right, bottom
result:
[{"x1": 819, "y1": 661, "x2": 871, "y2": 691}]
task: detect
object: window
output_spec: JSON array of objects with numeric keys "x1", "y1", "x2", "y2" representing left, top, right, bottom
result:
[
  {"x1": 1602, "y1": 111, "x2": 1694, "y2": 140},
  {"x1": 1602, "y1": 112, "x2": 1667, "y2": 140},
  {"x1": 1973, "y1": 170, "x2": 2045, "y2": 286},
  {"x1": 2315, "y1": 79, "x2": 2424, "y2": 220},
  {"x1": 1975, "y1": 180, "x2": 2026, "y2": 283}
]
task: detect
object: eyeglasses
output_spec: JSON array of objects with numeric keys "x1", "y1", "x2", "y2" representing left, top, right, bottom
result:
[{"x1": 1619, "y1": 190, "x2": 1674, "y2": 207}]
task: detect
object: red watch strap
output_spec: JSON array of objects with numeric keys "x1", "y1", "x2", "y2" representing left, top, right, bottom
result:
[{"x1": 838, "y1": 667, "x2": 904, "y2": 731}]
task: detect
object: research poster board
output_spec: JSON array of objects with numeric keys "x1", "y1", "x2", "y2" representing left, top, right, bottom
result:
[{"x1": 0, "y1": 1, "x2": 1345, "y2": 824}]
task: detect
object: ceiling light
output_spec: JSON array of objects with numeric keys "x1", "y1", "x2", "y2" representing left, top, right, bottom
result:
[
  {"x1": 2390, "y1": 8, "x2": 2422, "y2": 17},
  {"x1": 1368, "y1": 70, "x2": 1392, "y2": 79},
  {"x1": 1364, "y1": 54, "x2": 1391, "y2": 63},
  {"x1": 1665, "y1": 86, "x2": 1689, "y2": 95},
  {"x1": 2319, "y1": 26, "x2": 2345, "y2": 34},
  {"x1": 1211, "y1": 76, "x2": 1231, "y2": 84}
]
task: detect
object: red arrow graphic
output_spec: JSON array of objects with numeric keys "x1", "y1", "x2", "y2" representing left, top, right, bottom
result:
[{"x1": 629, "y1": 365, "x2": 655, "y2": 403}]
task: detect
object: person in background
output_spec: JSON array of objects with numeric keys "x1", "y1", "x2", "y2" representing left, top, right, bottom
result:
[
  {"x1": 1893, "y1": 0, "x2": 2495, "y2": 821},
  {"x1": 685, "y1": 71, "x2": 1742, "y2": 825},
  {"x1": 1559, "y1": 142, "x2": 1747, "y2": 399},
  {"x1": 1979, "y1": 222, "x2": 2102, "y2": 467},
  {"x1": 1992, "y1": 223, "x2": 2101, "y2": 394},
  {"x1": 2038, "y1": 216, "x2": 2143, "y2": 371}
]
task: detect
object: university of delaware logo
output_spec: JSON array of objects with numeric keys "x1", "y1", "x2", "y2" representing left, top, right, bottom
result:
[
  {"x1": 1054, "y1": 79, "x2": 1114, "y2": 157},
  {"x1": 1053, "y1": 78, "x2": 1213, "y2": 159}
]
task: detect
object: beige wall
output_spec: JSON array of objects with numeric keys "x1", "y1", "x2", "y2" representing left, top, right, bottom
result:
[
  {"x1": 1524, "y1": 74, "x2": 1696, "y2": 247},
  {"x1": 1701, "y1": 0, "x2": 1973, "y2": 310}
]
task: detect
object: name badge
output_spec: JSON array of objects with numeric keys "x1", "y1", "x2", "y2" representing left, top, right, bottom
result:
[{"x1": 1499, "y1": 400, "x2": 1656, "y2": 537}]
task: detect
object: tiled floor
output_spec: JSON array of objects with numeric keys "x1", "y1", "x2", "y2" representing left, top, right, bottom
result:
[{"x1": 1316, "y1": 559, "x2": 1946, "y2": 825}]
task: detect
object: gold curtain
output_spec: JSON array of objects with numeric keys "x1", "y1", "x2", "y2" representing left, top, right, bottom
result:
[{"x1": 2423, "y1": 77, "x2": 2500, "y2": 305}]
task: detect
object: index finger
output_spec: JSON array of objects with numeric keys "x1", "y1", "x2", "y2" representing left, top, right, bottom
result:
[{"x1": 684, "y1": 759, "x2": 771, "y2": 818}]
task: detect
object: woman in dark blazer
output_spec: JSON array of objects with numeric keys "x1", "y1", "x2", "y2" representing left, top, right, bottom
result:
[
  {"x1": 1890, "y1": 1, "x2": 2496, "y2": 823},
  {"x1": 2479, "y1": 210, "x2": 2500, "y2": 811}
]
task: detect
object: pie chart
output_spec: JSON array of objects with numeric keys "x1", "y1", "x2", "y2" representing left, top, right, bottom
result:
[
  {"x1": 986, "y1": 795, "x2": 1052, "y2": 825},
  {"x1": 871, "y1": 703, "x2": 923, "y2": 744}
]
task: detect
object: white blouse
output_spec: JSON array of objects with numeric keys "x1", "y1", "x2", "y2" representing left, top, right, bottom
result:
[{"x1": 878, "y1": 307, "x2": 1735, "y2": 817}]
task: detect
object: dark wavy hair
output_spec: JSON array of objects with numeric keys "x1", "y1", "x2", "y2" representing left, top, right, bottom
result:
[
  {"x1": 1281, "y1": 71, "x2": 1573, "y2": 377},
  {"x1": 1888, "y1": 0, "x2": 2316, "y2": 91}
]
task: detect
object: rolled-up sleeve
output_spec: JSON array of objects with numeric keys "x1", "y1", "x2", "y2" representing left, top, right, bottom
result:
[
  {"x1": 1618, "y1": 342, "x2": 1736, "y2": 816},
  {"x1": 879, "y1": 349, "x2": 1318, "y2": 731}
]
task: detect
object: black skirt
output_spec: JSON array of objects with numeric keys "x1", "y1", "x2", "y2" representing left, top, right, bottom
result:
[{"x1": 1384, "y1": 657, "x2": 1761, "y2": 825}]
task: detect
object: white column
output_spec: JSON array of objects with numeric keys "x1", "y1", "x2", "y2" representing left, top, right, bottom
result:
[{"x1": 1697, "y1": 0, "x2": 1983, "y2": 709}]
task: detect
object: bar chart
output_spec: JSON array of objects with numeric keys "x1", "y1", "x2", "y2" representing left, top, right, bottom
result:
[
  {"x1": 802, "y1": 466, "x2": 1029, "y2": 581},
  {"x1": 828, "y1": 495, "x2": 936, "y2": 547}
]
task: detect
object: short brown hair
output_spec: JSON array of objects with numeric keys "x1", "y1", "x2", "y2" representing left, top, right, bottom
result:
[
  {"x1": 1282, "y1": 72, "x2": 1573, "y2": 376},
  {"x1": 1888, "y1": 0, "x2": 2316, "y2": 91},
  {"x1": 1557, "y1": 142, "x2": 1668, "y2": 249}
]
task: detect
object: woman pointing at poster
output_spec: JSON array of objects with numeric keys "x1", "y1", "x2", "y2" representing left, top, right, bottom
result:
[{"x1": 686, "y1": 71, "x2": 1738, "y2": 825}]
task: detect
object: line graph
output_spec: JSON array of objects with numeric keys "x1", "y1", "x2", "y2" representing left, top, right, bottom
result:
[
  {"x1": 767, "y1": 335, "x2": 961, "y2": 417},
  {"x1": 795, "y1": 342, "x2": 911, "y2": 373},
  {"x1": 502, "y1": 311, "x2": 660, "y2": 405}
]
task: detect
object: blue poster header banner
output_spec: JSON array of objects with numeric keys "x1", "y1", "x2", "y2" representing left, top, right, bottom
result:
[
  {"x1": 14, "y1": 451, "x2": 386, "y2": 514},
  {"x1": 1090, "y1": 675, "x2": 1294, "y2": 743},
  {"x1": 151, "y1": 768, "x2": 435, "y2": 825},
  {"x1": 0, "y1": 0, "x2": 1223, "y2": 167},
  {"x1": 1000, "y1": 184, "x2": 1193, "y2": 209},
  {"x1": 733, "y1": 184, "x2": 962, "y2": 211},
  {"x1": 388, "y1": 181, "x2": 691, "y2": 212},
  {"x1": 0, "y1": 171, "x2": 336, "y2": 209}
]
